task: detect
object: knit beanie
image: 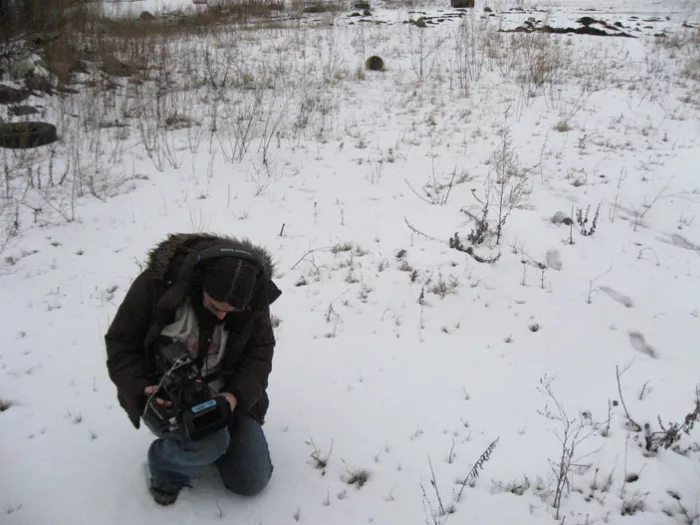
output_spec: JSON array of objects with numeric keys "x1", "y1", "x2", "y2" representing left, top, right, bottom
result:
[{"x1": 201, "y1": 256, "x2": 260, "y2": 310}]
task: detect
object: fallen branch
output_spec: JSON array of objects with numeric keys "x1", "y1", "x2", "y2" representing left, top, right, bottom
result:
[{"x1": 404, "y1": 217, "x2": 442, "y2": 242}]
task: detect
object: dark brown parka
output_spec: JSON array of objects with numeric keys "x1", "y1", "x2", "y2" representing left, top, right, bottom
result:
[{"x1": 104, "y1": 233, "x2": 282, "y2": 429}]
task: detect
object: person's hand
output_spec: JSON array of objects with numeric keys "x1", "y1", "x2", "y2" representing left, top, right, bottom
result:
[
  {"x1": 219, "y1": 392, "x2": 237, "y2": 412},
  {"x1": 144, "y1": 385, "x2": 172, "y2": 407}
]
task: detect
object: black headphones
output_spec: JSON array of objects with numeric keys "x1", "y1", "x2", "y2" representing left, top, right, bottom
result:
[{"x1": 196, "y1": 244, "x2": 264, "y2": 273}]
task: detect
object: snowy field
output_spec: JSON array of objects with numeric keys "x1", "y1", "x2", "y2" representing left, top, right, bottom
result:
[{"x1": 1, "y1": 0, "x2": 700, "y2": 524}]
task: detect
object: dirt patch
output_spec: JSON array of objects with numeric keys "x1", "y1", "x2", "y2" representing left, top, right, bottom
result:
[{"x1": 501, "y1": 19, "x2": 636, "y2": 38}]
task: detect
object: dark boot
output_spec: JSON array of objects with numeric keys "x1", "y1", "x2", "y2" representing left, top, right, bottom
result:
[{"x1": 148, "y1": 479, "x2": 180, "y2": 506}]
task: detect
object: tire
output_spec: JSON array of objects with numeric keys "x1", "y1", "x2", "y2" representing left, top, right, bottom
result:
[
  {"x1": 0, "y1": 122, "x2": 58, "y2": 149},
  {"x1": 365, "y1": 55, "x2": 384, "y2": 71}
]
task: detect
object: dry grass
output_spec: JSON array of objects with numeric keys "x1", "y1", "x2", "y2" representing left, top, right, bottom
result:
[
  {"x1": 2, "y1": 0, "x2": 697, "y2": 261},
  {"x1": 1, "y1": 0, "x2": 291, "y2": 88},
  {"x1": 0, "y1": 397, "x2": 14, "y2": 412},
  {"x1": 654, "y1": 30, "x2": 700, "y2": 81}
]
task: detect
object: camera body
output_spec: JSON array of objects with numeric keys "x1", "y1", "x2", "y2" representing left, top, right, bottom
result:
[{"x1": 143, "y1": 340, "x2": 231, "y2": 441}]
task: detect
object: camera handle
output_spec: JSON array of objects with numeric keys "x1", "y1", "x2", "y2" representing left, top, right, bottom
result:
[{"x1": 141, "y1": 358, "x2": 189, "y2": 419}]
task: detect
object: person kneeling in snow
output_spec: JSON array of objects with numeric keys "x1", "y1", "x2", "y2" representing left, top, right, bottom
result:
[{"x1": 104, "y1": 233, "x2": 282, "y2": 506}]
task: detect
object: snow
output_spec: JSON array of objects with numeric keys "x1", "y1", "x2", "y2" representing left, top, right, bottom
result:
[{"x1": 1, "y1": 0, "x2": 700, "y2": 523}]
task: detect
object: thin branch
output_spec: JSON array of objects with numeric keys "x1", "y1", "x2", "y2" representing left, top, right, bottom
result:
[
  {"x1": 290, "y1": 246, "x2": 333, "y2": 270},
  {"x1": 404, "y1": 179, "x2": 435, "y2": 205},
  {"x1": 405, "y1": 217, "x2": 443, "y2": 242},
  {"x1": 616, "y1": 365, "x2": 643, "y2": 432}
]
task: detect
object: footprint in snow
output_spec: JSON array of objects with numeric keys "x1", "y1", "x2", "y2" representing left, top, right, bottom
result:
[
  {"x1": 600, "y1": 286, "x2": 634, "y2": 308},
  {"x1": 660, "y1": 233, "x2": 700, "y2": 252},
  {"x1": 545, "y1": 249, "x2": 562, "y2": 271},
  {"x1": 628, "y1": 331, "x2": 658, "y2": 359}
]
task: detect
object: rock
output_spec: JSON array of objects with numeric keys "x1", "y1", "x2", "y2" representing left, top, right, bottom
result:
[
  {"x1": 354, "y1": 2, "x2": 370, "y2": 8},
  {"x1": 139, "y1": 11, "x2": 156, "y2": 21},
  {"x1": 0, "y1": 85, "x2": 30, "y2": 105},
  {"x1": 414, "y1": 18, "x2": 427, "y2": 27},
  {"x1": 451, "y1": 0, "x2": 475, "y2": 7},
  {"x1": 484, "y1": 6, "x2": 492, "y2": 12},
  {"x1": 551, "y1": 211, "x2": 573, "y2": 225}
]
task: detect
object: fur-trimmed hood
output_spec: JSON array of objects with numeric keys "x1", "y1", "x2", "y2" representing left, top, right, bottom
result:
[
  {"x1": 143, "y1": 233, "x2": 281, "y2": 311},
  {"x1": 145, "y1": 233, "x2": 276, "y2": 281}
]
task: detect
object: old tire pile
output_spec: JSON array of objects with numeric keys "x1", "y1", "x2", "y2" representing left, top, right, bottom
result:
[{"x1": 0, "y1": 122, "x2": 58, "y2": 149}]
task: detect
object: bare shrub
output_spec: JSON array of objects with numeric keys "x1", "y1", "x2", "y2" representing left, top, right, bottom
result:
[
  {"x1": 489, "y1": 125, "x2": 530, "y2": 245},
  {"x1": 426, "y1": 272, "x2": 460, "y2": 298},
  {"x1": 576, "y1": 204, "x2": 601, "y2": 237},
  {"x1": 644, "y1": 387, "x2": 700, "y2": 454},
  {"x1": 455, "y1": 12, "x2": 488, "y2": 92},
  {"x1": 504, "y1": 31, "x2": 572, "y2": 104},
  {"x1": 458, "y1": 121, "x2": 531, "y2": 250},
  {"x1": 537, "y1": 375, "x2": 594, "y2": 520},
  {"x1": 616, "y1": 364, "x2": 700, "y2": 454}
]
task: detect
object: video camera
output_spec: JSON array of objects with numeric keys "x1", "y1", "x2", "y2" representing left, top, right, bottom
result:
[{"x1": 143, "y1": 340, "x2": 231, "y2": 441}]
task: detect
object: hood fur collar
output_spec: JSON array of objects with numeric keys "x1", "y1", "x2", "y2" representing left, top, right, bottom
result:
[
  {"x1": 145, "y1": 233, "x2": 276, "y2": 282},
  {"x1": 143, "y1": 233, "x2": 280, "y2": 311}
]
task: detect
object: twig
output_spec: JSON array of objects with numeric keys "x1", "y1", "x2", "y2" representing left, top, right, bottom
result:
[
  {"x1": 290, "y1": 246, "x2": 333, "y2": 270},
  {"x1": 470, "y1": 187, "x2": 486, "y2": 207},
  {"x1": 404, "y1": 217, "x2": 442, "y2": 242},
  {"x1": 616, "y1": 365, "x2": 642, "y2": 432},
  {"x1": 404, "y1": 179, "x2": 435, "y2": 206},
  {"x1": 587, "y1": 262, "x2": 614, "y2": 304},
  {"x1": 460, "y1": 206, "x2": 481, "y2": 223},
  {"x1": 428, "y1": 456, "x2": 447, "y2": 517},
  {"x1": 638, "y1": 381, "x2": 650, "y2": 401}
]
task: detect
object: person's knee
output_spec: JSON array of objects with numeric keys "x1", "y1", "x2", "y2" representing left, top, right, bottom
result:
[
  {"x1": 222, "y1": 462, "x2": 273, "y2": 496},
  {"x1": 181, "y1": 427, "x2": 230, "y2": 464}
]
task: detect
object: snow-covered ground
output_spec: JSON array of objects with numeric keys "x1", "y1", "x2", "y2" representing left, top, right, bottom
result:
[{"x1": 2, "y1": 0, "x2": 700, "y2": 524}]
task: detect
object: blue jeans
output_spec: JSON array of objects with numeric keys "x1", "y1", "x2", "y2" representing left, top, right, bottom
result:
[{"x1": 147, "y1": 416, "x2": 273, "y2": 495}]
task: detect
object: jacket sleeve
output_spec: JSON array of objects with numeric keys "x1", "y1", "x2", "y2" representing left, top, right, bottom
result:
[
  {"x1": 223, "y1": 305, "x2": 276, "y2": 415},
  {"x1": 105, "y1": 272, "x2": 155, "y2": 420}
]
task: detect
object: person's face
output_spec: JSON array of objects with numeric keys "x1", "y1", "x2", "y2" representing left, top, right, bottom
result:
[{"x1": 202, "y1": 291, "x2": 237, "y2": 320}]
